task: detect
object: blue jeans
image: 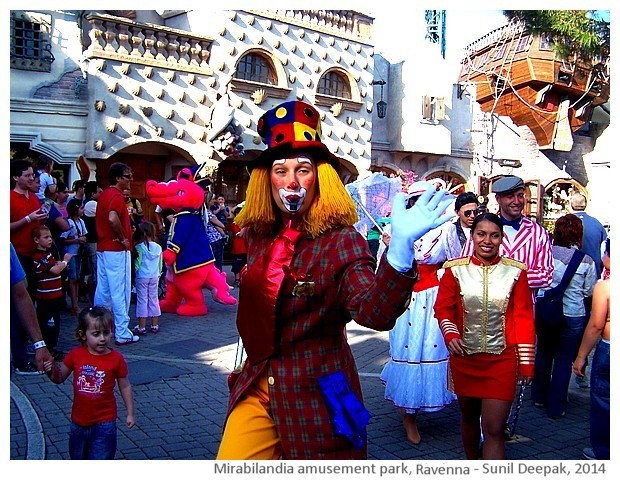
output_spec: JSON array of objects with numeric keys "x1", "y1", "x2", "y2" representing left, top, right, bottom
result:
[
  {"x1": 210, "y1": 239, "x2": 224, "y2": 272},
  {"x1": 532, "y1": 315, "x2": 587, "y2": 417},
  {"x1": 590, "y1": 339, "x2": 610, "y2": 459},
  {"x1": 69, "y1": 420, "x2": 117, "y2": 459}
]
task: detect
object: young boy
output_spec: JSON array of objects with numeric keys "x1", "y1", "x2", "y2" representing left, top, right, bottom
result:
[{"x1": 33, "y1": 225, "x2": 72, "y2": 360}]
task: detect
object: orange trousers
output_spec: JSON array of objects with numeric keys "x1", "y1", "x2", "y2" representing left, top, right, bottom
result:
[{"x1": 216, "y1": 373, "x2": 283, "y2": 460}]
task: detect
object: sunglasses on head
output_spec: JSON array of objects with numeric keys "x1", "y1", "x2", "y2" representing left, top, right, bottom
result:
[{"x1": 463, "y1": 209, "x2": 479, "y2": 217}]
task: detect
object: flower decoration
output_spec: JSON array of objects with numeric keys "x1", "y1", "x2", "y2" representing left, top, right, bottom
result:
[{"x1": 391, "y1": 169, "x2": 418, "y2": 193}]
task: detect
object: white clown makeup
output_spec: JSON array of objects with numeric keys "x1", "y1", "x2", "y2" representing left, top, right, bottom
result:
[{"x1": 270, "y1": 156, "x2": 316, "y2": 215}]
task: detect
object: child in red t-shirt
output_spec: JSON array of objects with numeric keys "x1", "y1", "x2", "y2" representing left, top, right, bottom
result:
[
  {"x1": 33, "y1": 225, "x2": 72, "y2": 360},
  {"x1": 44, "y1": 306, "x2": 136, "y2": 459}
]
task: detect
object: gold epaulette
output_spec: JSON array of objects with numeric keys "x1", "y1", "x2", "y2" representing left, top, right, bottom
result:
[
  {"x1": 500, "y1": 257, "x2": 527, "y2": 270},
  {"x1": 442, "y1": 257, "x2": 470, "y2": 269}
]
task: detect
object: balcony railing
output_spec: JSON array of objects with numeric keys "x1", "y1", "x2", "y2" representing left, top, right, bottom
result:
[
  {"x1": 463, "y1": 21, "x2": 525, "y2": 57},
  {"x1": 83, "y1": 13, "x2": 214, "y2": 75},
  {"x1": 248, "y1": 10, "x2": 373, "y2": 41}
]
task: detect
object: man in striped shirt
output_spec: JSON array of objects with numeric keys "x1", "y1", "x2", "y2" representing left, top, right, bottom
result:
[{"x1": 462, "y1": 175, "x2": 553, "y2": 292}]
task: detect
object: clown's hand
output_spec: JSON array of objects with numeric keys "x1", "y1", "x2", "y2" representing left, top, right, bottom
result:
[{"x1": 386, "y1": 188, "x2": 455, "y2": 272}]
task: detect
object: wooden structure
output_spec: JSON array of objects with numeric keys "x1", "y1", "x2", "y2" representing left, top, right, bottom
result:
[{"x1": 458, "y1": 21, "x2": 610, "y2": 151}]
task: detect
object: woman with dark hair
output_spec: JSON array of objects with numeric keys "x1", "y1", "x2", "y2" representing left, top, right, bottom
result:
[
  {"x1": 531, "y1": 214, "x2": 597, "y2": 419},
  {"x1": 61, "y1": 199, "x2": 88, "y2": 316},
  {"x1": 435, "y1": 212, "x2": 535, "y2": 459}
]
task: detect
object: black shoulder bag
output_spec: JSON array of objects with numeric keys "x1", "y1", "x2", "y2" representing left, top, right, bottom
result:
[{"x1": 535, "y1": 249, "x2": 585, "y2": 333}]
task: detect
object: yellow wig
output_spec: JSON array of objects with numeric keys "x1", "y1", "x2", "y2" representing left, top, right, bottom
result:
[{"x1": 235, "y1": 161, "x2": 358, "y2": 238}]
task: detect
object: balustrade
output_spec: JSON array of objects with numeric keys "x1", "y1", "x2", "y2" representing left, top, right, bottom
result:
[{"x1": 84, "y1": 13, "x2": 213, "y2": 75}]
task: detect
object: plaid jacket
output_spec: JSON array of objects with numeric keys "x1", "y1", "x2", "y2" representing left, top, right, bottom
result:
[{"x1": 227, "y1": 226, "x2": 416, "y2": 459}]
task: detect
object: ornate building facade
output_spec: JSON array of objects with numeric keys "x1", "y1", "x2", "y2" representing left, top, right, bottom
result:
[
  {"x1": 10, "y1": 9, "x2": 379, "y2": 220},
  {"x1": 10, "y1": 9, "x2": 610, "y2": 226}
]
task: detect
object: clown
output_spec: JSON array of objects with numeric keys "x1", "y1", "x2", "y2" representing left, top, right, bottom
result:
[
  {"x1": 217, "y1": 101, "x2": 455, "y2": 460},
  {"x1": 146, "y1": 166, "x2": 236, "y2": 316}
]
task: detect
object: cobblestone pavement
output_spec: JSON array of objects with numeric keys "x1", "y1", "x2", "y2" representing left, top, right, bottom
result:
[{"x1": 11, "y1": 267, "x2": 593, "y2": 461}]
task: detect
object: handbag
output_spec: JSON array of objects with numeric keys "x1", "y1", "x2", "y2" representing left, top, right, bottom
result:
[{"x1": 535, "y1": 249, "x2": 585, "y2": 332}]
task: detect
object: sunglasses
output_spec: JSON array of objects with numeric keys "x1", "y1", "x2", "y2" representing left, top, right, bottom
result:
[
  {"x1": 121, "y1": 174, "x2": 133, "y2": 180},
  {"x1": 463, "y1": 209, "x2": 479, "y2": 217}
]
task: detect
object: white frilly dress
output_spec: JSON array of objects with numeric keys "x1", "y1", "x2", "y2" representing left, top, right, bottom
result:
[{"x1": 379, "y1": 224, "x2": 457, "y2": 413}]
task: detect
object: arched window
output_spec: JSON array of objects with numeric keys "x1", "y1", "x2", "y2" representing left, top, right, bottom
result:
[
  {"x1": 235, "y1": 53, "x2": 276, "y2": 85},
  {"x1": 317, "y1": 71, "x2": 351, "y2": 99}
]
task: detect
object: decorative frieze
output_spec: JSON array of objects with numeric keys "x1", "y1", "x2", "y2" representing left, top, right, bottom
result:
[
  {"x1": 251, "y1": 88, "x2": 266, "y2": 105},
  {"x1": 94, "y1": 100, "x2": 106, "y2": 112}
]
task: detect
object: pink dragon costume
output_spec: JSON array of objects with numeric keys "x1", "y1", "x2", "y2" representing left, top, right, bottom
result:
[{"x1": 146, "y1": 165, "x2": 237, "y2": 316}]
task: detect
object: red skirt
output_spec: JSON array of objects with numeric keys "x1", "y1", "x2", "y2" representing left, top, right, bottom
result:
[{"x1": 449, "y1": 347, "x2": 518, "y2": 401}]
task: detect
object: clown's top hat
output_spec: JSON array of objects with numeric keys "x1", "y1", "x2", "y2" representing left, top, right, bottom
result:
[{"x1": 253, "y1": 101, "x2": 341, "y2": 170}]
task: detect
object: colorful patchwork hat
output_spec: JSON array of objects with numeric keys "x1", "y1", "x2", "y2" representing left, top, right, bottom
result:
[{"x1": 253, "y1": 101, "x2": 341, "y2": 169}]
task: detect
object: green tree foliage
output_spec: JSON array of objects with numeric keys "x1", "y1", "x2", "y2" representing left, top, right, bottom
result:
[{"x1": 503, "y1": 10, "x2": 609, "y2": 63}]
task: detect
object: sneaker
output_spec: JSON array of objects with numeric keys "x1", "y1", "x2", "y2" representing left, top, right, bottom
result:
[
  {"x1": 115, "y1": 335, "x2": 140, "y2": 346},
  {"x1": 582, "y1": 447, "x2": 597, "y2": 460},
  {"x1": 150, "y1": 325, "x2": 159, "y2": 334},
  {"x1": 14, "y1": 362, "x2": 40, "y2": 375},
  {"x1": 133, "y1": 326, "x2": 148, "y2": 336}
]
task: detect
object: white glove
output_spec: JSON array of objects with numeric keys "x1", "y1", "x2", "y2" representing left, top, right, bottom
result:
[{"x1": 386, "y1": 188, "x2": 455, "y2": 272}]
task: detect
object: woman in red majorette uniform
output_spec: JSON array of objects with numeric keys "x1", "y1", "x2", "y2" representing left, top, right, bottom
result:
[{"x1": 435, "y1": 212, "x2": 535, "y2": 460}]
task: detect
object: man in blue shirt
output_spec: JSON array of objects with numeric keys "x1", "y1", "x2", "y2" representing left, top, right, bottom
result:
[
  {"x1": 10, "y1": 243, "x2": 53, "y2": 374},
  {"x1": 570, "y1": 193, "x2": 607, "y2": 279}
]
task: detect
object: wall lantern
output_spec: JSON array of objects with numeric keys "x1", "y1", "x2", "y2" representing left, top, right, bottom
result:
[{"x1": 372, "y1": 80, "x2": 387, "y2": 119}]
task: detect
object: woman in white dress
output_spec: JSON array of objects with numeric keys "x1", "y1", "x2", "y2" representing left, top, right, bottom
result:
[{"x1": 379, "y1": 182, "x2": 457, "y2": 444}]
